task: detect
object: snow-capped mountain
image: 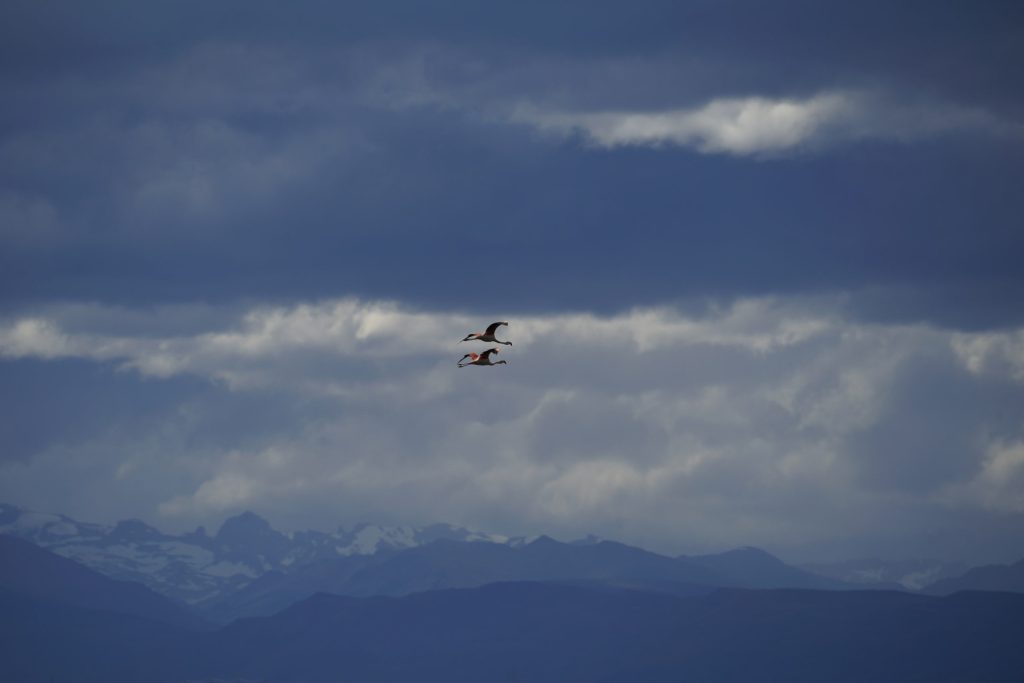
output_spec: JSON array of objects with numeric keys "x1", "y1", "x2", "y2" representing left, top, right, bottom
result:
[{"x1": 0, "y1": 503, "x2": 510, "y2": 604}]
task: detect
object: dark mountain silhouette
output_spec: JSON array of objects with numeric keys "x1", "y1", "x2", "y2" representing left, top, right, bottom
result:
[
  {"x1": 206, "y1": 585, "x2": 1024, "y2": 683},
  {"x1": 924, "y1": 558, "x2": 1024, "y2": 595},
  {"x1": 214, "y1": 510, "x2": 293, "y2": 563},
  {"x1": 683, "y1": 546, "x2": 849, "y2": 589},
  {"x1": 0, "y1": 589, "x2": 199, "y2": 683},
  {"x1": 343, "y1": 535, "x2": 723, "y2": 595},
  {"x1": 0, "y1": 534, "x2": 208, "y2": 630},
  {"x1": 4, "y1": 580, "x2": 1024, "y2": 682}
]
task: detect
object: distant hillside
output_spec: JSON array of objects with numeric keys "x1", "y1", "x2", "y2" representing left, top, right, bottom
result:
[
  {"x1": 200, "y1": 536, "x2": 847, "y2": 622},
  {"x1": 924, "y1": 559, "x2": 1024, "y2": 595},
  {"x1": 684, "y1": 546, "x2": 848, "y2": 590},
  {"x1": 0, "y1": 535, "x2": 207, "y2": 630},
  {"x1": 0, "y1": 590, "x2": 200, "y2": 683},
  {"x1": 800, "y1": 557, "x2": 966, "y2": 590},
  {"x1": 200, "y1": 535, "x2": 717, "y2": 621},
  {"x1": 3, "y1": 581, "x2": 1024, "y2": 682}
]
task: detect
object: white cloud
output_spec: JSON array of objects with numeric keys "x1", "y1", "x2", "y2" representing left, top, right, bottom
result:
[
  {"x1": 514, "y1": 91, "x2": 1017, "y2": 156},
  {"x1": 951, "y1": 330, "x2": 1024, "y2": 381},
  {"x1": 0, "y1": 298, "x2": 836, "y2": 387},
  {"x1": 2, "y1": 297, "x2": 1023, "y2": 560},
  {"x1": 0, "y1": 319, "x2": 74, "y2": 359},
  {"x1": 159, "y1": 446, "x2": 306, "y2": 516},
  {"x1": 942, "y1": 441, "x2": 1024, "y2": 513}
]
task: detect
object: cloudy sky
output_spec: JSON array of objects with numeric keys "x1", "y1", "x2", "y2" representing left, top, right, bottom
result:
[{"x1": 2, "y1": 0, "x2": 1023, "y2": 563}]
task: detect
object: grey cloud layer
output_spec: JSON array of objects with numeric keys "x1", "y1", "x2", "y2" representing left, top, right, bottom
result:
[
  {"x1": 2, "y1": 5, "x2": 1023, "y2": 323},
  {"x1": 2, "y1": 297, "x2": 1023, "y2": 561}
]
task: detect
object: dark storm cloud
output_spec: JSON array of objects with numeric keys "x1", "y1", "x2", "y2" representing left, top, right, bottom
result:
[
  {"x1": 2, "y1": 108, "x2": 1022, "y2": 325},
  {"x1": 4, "y1": 1, "x2": 1022, "y2": 100},
  {"x1": 0, "y1": 1, "x2": 1022, "y2": 326}
]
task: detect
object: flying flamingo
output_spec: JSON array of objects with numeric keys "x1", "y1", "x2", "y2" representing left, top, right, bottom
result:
[
  {"x1": 461, "y1": 321, "x2": 511, "y2": 345},
  {"x1": 458, "y1": 347, "x2": 507, "y2": 368}
]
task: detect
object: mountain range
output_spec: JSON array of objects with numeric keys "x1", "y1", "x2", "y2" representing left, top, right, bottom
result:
[
  {"x1": 5, "y1": 503, "x2": 1024, "y2": 622},
  {"x1": 2, "y1": 503, "x2": 849, "y2": 622},
  {"x1": 0, "y1": 503, "x2": 510, "y2": 605},
  {"x1": 203, "y1": 536, "x2": 850, "y2": 622},
  {"x1": 4, "y1": 504, "x2": 1024, "y2": 681}
]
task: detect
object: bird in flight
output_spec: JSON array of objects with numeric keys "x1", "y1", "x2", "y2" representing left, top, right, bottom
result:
[
  {"x1": 461, "y1": 321, "x2": 511, "y2": 346},
  {"x1": 458, "y1": 347, "x2": 507, "y2": 368}
]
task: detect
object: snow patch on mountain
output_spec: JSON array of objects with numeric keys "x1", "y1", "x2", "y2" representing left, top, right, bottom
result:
[{"x1": 0, "y1": 503, "x2": 514, "y2": 604}]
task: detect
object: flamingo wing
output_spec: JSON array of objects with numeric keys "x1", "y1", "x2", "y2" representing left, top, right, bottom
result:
[{"x1": 485, "y1": 321, "x2": 508, "y2": 336}]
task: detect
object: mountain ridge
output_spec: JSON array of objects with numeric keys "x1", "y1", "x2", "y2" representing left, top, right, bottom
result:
[
  {"x1": 0, "y1": 502, "x2": 512, "y2": 604},
  {"x1": 0, "y1": 534, "x2": 208, "y2": 630},
  {"x1": 14, "y1": 501, "x2": 1021, "y2": 625},
  {"x1": 197, "y1": 534, "x2": 850, "y2": 622},
  {"x1": 924, "y1": 558, "x2": 1024, "y2": 595}
]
